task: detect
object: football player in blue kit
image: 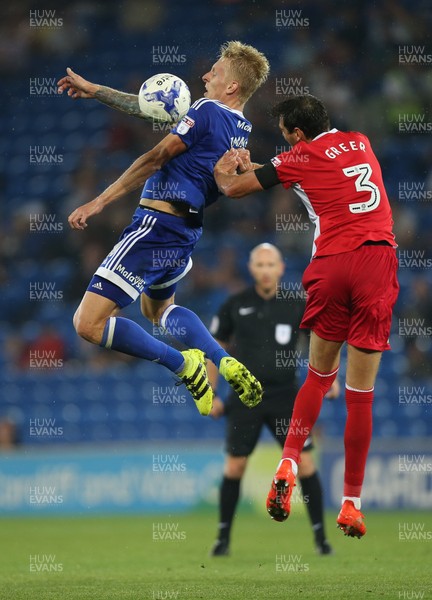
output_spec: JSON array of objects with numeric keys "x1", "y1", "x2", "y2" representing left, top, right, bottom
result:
[{"x1": 57, "y1": 42, "x2": 269, "y2": 415}]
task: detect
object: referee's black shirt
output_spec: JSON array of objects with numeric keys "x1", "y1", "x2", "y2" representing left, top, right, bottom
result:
[{"x1": 210, "y1": 286, "x2": 305, "y2": 389}]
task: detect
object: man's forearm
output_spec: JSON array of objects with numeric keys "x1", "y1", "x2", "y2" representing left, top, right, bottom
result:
[
  {"x1": 94, "y1": 85, "x2": 144, "y2": 118},
  {"x1": 94, "y1": 134, "x2": 185, "y2": 209},
  {"x1": 97, "y1": 151, "x2": 161, "y2": 207}
]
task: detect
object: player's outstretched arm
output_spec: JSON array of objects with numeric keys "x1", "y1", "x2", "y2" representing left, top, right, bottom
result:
[
  {"x1": 68, "y1": 133, "x2": 187, "y2": 230},
  {"x1": 57, "y1": 67, "x2": 99, "y2": 99},
  {"x1": 57, "y1": 67, "x2": 144, "y2": 118},
  {"x1": 214, "y1": 149, "x2": 264, "y2": 198}
]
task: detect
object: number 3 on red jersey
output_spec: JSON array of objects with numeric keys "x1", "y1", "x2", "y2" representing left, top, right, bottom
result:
[{"x1": 344, "y1": 163, "x2": 381, "y2": 214}]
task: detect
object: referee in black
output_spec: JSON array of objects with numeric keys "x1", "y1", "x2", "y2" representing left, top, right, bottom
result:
[{"x1": 208, "y1": 243, "x2": 337, "y2": 556}]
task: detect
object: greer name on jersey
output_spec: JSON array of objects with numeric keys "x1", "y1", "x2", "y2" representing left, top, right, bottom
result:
[
  {"x1": 141, "y1": 98, "x2": 252, "y2": 221},
  {"x1": 269, "y1": 129, "x2": 396, "y2": 257}
]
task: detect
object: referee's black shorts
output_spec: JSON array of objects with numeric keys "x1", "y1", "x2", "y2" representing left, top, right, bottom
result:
[{"x1": 224, "y1": 384, "x2": 314, "y2": 457}]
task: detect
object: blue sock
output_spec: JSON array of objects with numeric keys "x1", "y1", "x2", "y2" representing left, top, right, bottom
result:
[
  {"x1": 160, "y1": 305, "x2": 229, "y2": 368},
  {"x1": 100, "y1": 317, "x2": 184, "y2": 373}
]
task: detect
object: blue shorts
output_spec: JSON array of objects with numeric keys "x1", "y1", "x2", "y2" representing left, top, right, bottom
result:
[{"x1": 87, "y1": 206, "x2": 202, "y2": 308}]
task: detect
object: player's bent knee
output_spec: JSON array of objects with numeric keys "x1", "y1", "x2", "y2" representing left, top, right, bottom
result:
[
  {"x1": 141, "y1": 299, "x2": 172, "y2": 325},
  {"x1": 73, "y1": 312, "x2": 103, "y2": 345},
  {"x1": 72, "y1": 307, "x2": 80, "y2": 333},
  {"x1": 307, "y1": 364, "x2": 339, "y2": 396},
  {"x1": 140, "y1": 303, "x2": 156, "y2": 322}
]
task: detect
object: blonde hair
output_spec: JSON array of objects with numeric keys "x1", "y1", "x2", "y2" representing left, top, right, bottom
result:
[{"x1": 219, "y1": 40, "x2": 270, "y2": 103}]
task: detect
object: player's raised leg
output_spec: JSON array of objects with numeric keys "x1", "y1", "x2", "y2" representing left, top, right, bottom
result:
[
  {"x1": 336, "y1": 344, "x2": 381, "y2": 538},
  {"x1": 74, "y1": 291, "x2": 213, "y2": 415},
  {"x1": 267, "y1": 332, "x2": 341, "y2": 521},
  {"x1": 143, "y1": 297, "x2": 263, "y2": 408}
]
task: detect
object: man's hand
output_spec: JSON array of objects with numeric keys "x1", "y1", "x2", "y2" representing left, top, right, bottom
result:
[
  {"x1": 235, "y1": 148, "x2": 254, "y2": 173},
  {"x1": 214, "y1": 149, "x2": 263, "y2": 198},
  {"x1": 68, "y1": 198, "x2": 103, "y2": 230},
  {"x1": 214, "y1": 148, "x2": 240, "y2": 177},
  {"x1": 57, "y1": 67, "x2": 99, "y2": 99},
  {"x1": 209, "y1": 397, "x2": 225, "y2": 419}
]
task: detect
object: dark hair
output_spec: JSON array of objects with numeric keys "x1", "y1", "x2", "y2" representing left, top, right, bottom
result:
[{"x1": 271, "y1": 94, "x2": 330, "y2": 139}]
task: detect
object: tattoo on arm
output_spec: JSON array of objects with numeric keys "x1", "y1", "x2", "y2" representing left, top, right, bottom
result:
[{"x1": 94, "y1": 86, "x2": 144, "y2": 118}]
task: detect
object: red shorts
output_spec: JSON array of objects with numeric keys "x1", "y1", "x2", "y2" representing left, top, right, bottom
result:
[{"x1": 300, "y1": 244, "x2": 399, "y2": 351}]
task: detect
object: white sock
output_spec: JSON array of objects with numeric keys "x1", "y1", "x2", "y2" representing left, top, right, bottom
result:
[
  {"x1": 278, "y1": 458, "x2": 298, "y2": 476},
  {"x1": 342, "y1": 495, "x2": 361, "y2": 510}
]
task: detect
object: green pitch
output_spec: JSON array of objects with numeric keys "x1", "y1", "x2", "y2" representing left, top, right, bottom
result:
[{"x1": 1, "y1": 509, "x2": 431, "y2": 600}]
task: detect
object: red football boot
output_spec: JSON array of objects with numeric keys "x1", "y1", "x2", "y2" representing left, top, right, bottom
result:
[
  {"x1": 337, "y1": 500, "x2": 366, "y2": 538},
  {"x1": 266, "y1": 459, "x2": 296, "y2": 522}
]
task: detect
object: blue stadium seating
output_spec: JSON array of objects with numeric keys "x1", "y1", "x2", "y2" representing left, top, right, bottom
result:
[{"x1": 1, "y1": 361, "x2": 430, "y2": 446}]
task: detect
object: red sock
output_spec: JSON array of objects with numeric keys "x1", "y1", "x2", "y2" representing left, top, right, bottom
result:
[
  {"x1": 282, "y1": 365, "x2": 339, "y2": 463},
  {"x1": 343, "y1": 384, "x2": 374, "y2": 497}
]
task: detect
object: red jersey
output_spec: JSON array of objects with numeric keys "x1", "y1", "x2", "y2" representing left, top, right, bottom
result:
[{"x1": 271, "y1": 129, "x2": 396, "y2": 257}]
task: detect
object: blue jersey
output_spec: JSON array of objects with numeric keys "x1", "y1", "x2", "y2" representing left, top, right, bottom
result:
[{"x1": 140, "y1": 98, "x2": 252, "y2": 222}]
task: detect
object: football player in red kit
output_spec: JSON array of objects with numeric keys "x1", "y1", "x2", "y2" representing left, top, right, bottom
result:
[{"x1": 213, "y1": 94, "x2": 399, "y2": 538}]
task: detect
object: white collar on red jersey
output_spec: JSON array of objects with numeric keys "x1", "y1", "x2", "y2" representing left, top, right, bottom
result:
[{"x1": 312, "y1": 128, "x2": 338, "y2": 141}]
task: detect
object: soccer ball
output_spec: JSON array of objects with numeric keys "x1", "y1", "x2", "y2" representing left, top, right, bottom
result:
[{"x1": 138, "y1": 73, "x2": 191, "y2": 124}]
